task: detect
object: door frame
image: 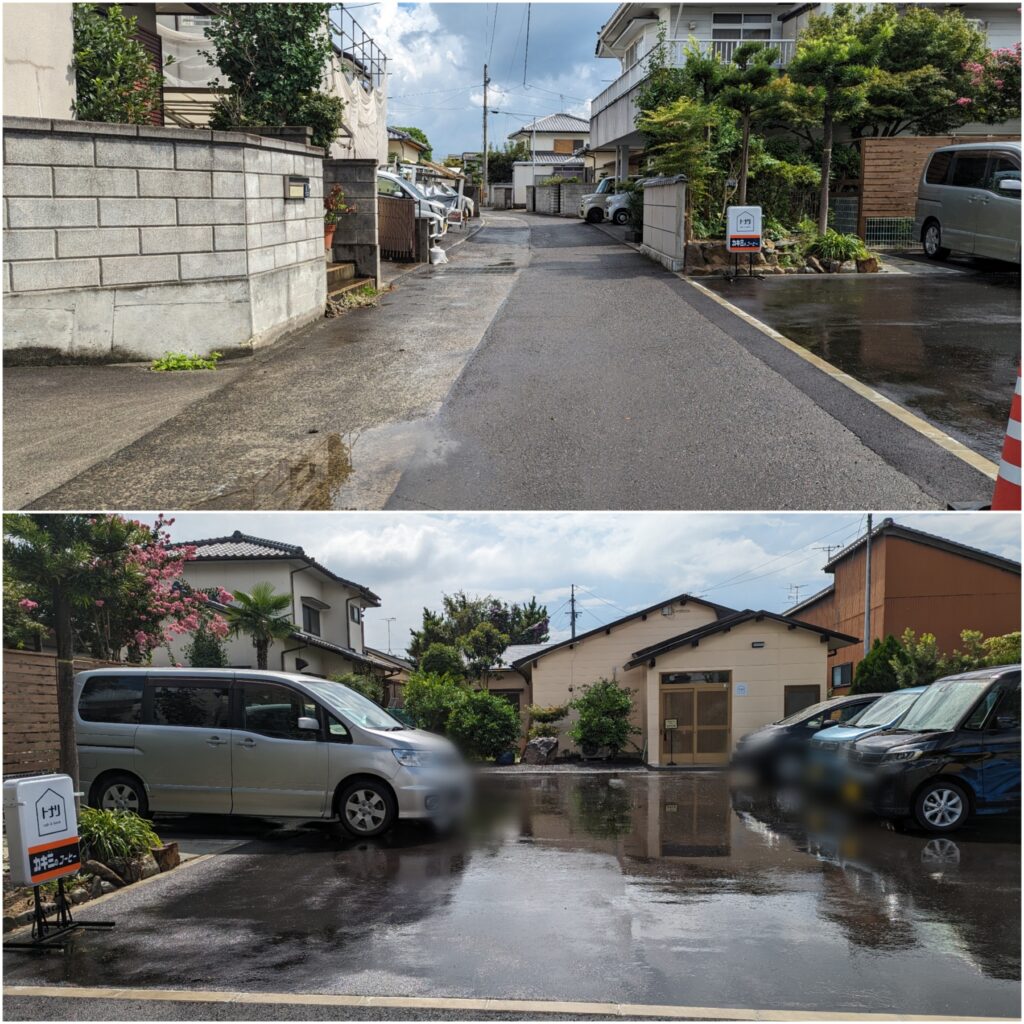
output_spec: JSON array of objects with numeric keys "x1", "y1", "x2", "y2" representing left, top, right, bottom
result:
[{"x1": 658, "y1": 672, "x2": 732, "y2": 767}]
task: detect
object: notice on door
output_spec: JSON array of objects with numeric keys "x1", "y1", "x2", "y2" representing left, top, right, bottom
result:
[{"x1": 664, "y1": 718, "x2": 678, "y2": 729}]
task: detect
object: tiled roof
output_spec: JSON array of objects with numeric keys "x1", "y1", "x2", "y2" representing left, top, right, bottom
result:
[
  {"x1": 388, "y1": 126, "x2": 427, "y2": 149},
  {"x1": 177, "y1": 531, "x2": 380, "y2": 605},
  {"x1": 509, "y1": 113, "x2": 590, "y2": 136},
  {"x1": 513, "y1": 152, "x2": 585, "y2": 167},
  {"x1": 290, "y1": 630, "x2": 393, "y2": 669}
]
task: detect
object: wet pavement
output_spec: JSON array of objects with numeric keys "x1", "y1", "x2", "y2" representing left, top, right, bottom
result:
[
  {"x1": 4, "y1": 774, "x2": 1019, "y2": 1019},
  {"x1": 705, "y1": 264, "x2": 1021, "y2": 462}
]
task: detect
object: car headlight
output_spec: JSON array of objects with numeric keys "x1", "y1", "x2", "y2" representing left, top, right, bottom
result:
[
  {"x1": 817, "y1": 741, "x2": 838, "y2": 751},
  {"x1": 393, "y1": 748, "x2": 430, "y2": 767},
  {"x1": 883, "y1": 748, "x2": 923, "y2": 762}
]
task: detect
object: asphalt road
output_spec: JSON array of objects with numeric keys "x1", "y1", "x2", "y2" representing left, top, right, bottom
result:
[
  {"x1": 6, "y1": 213, "x2": 996, "y2": 510},
  {"x1": 4, "y1": 775, "x2": 1019, "y2": 1021}
]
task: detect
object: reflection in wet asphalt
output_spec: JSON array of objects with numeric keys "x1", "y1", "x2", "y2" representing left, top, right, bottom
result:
[
  {"x1": 705, "y1": 271, "x2": 1021, "y2": 461},
  {"x1": 4, "y1": 775, "x2": 1019, "y2": 1017}
]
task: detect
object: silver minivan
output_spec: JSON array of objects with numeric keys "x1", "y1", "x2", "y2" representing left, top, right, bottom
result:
[
  {"x1": 75, "y1": 669, "x2": 468, "y2": 837},
  {"x1": 915, "y1": 142, "x2": 1021, "y2": 263}
]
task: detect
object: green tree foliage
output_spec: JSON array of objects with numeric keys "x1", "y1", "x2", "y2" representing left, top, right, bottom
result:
[
  {"x1": 527, "y1": 703, "x2": 568, "y2": 739},
  {"x1": 72, "y1": 3, "x2": 165, "y2": 125},
  {"x1": 409, "y1": 591, "x2": 549, "y2": 663},
  {"x1": 484, "y1": 141, "x2": 531, "y2": 184},
  {"x1": 402, "y1": 671, "x2": 466, "y2": 734},
  {"x1": 332, "y1": 672, "x2": 385, "y2": 705},
  {"x1": 460, "y1": 621, "x2": 509, "y2": 679},
  {"x1": 224, "y1": 582, "x2": 295, "y2": 670},
  {"x1": 183, "y1": 625, "x2": 228, "y2": 668},
  {"x1": 3, "y1": 575, "x2": 46, "y2": 651},
  {"x1": 785, "y1": 7, "x2": 876, "y2": 233},
  {"x1": 202, "y1": 3, "x2": 345, "y2": 151},
  {"x1": 446, "y1": 689, "x2": 520, "y2": 760},
  {"x1": 850, "y1": 635, "x2": 903, "y2": 694},
  {"x1": 888, "y1": 629, "x2": 943, "y2": 689},
  {"x1": 568, "y1": 678, "x2": 639, "y2": 757},
  {"x1": 419, "y1": 642, "x2": 466, "y2": 679},
  {"x1": 392, "y1": 125, "x2": 433, "y2": 161}
]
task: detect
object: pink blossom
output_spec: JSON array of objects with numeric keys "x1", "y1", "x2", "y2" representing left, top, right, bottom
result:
[
  {"x1": 956, "y1": 97, "x2": 973, "y2": 106},
  {"x1": 18, "y1": 598, "x2": 39, "y2": 611},
  {"x1": 217, "y1": 588, "x2": 234, "y2": 604}
]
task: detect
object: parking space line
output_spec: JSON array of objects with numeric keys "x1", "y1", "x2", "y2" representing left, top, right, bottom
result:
[
  {"x1": 685, "y1": 278, "x2": 999, "y2": 482},
  {"x1": 4, "y1": 985, "x2": 1016, "y2": 1021}
]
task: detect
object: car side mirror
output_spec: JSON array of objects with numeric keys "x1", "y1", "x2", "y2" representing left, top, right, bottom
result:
[
  {"x1": 297, "y1": 716, "x2": 319, "y2": 732},
  {"x1": 998, "y1": 178, "x2": 1022, "y2": 193}
]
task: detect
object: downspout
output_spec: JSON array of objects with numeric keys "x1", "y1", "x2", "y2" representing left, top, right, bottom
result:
[{"x1": 286, "y1": 563, "x2": 315, "y2": 671}]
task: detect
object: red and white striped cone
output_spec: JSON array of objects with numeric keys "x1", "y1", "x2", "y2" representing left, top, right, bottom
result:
[{"x1": 992, "y1": 366, "x2": 1021, "y2": 510}]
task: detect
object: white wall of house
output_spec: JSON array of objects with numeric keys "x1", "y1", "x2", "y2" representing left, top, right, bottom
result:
[{"x1": 2, "y1": 3, "x2": 76, "y2": 119}]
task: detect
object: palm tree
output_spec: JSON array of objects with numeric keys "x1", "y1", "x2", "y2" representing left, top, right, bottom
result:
[{"x1": 225, "y1": 582, "x2": 295, "y2": 670}]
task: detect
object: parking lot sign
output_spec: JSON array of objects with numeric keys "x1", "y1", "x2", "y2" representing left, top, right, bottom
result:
[
  {"x1": 3, "y1": 774, "x2": 82, "y2": 887},
  {"x1": 727, "y1": 205, "x2": 763, "y2": 253}
]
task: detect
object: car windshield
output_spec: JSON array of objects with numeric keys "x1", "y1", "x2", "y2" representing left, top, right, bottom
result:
[
  {"x1": 897, "y1": 678, "x2": 993, "y2": 732},
  {"x1": 847, "y1": 689, "x2": 921, "y2": 728},
  {"x1": 304, "y1": 680, "x2": 405, "y2": 731}
]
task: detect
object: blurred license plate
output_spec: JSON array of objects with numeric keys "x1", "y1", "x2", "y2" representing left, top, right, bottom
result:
[{"x1": 842, "y1": 780, "x2": 862, "y2": 803}]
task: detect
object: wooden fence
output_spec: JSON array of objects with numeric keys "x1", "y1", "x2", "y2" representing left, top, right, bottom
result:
[
  {"x1": 3, "y1": 649, "x2": 121, "y2": 776},
  {"x1": 377, "y1": 194, "x2": 417, "y2": 260}
]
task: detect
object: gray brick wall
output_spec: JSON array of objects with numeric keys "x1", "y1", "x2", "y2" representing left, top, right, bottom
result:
[
  {"x1": 324, "y1": 157, "x2": 379, "y2": 282},
  {"x1": 3, "y1": 117, "x2": 324, "y2": 296}
]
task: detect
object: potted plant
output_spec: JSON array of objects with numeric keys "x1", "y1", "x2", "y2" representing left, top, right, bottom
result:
[{"x1": 324, "y1": 184, "x2": 355, "y2": 250}]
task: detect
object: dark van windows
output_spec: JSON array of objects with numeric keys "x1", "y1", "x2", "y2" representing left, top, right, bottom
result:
[
  {"x1": 79, "y1": 675, "x2": 144, "y2": 723},
  {"x1": 151, "y1": 684, "x2": 230, "y2": 728},
  {"x1": 950, "y1": 153, "x2": 990, "y2": 188},
  {"x1": 925, "y1": 151, "x2": 953, "y2": 184}
]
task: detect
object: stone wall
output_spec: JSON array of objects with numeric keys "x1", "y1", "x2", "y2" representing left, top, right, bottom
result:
[
  {"x1": 534, "y1": 184, "x2": 560, "y2": 215},
  {"x1": 558, "y1": 182, "x2": 590, "y2": 218},
  {"x1": 324, "y1": 157, "x2": 379, "y2": 283},
  {"x1": 3, "y1": 116, "x2": 326, "y2": 362}
]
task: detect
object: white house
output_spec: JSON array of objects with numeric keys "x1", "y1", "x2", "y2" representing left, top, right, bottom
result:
[
  {"x1": 154, "y1": 531, "x2": 397, "y2": 679},
  {"x1": 590, "y1": 2, "x2": 1022, "y2": 176}
]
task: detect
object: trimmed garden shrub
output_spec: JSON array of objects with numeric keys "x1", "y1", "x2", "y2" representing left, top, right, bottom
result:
[
  {"x1": 446, "y1": 689, "x2": 520, "y2": 760},
  {"x1": 568, "y1": 678, "x2": 639, "y2": 757}
]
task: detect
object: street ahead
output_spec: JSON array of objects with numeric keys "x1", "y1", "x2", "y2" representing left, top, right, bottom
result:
[{"x1": 5, "y1": 214, "x2": 998, "y2": 511}]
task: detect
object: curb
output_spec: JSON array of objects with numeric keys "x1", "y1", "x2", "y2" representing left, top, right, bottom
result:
[{"x1": 382, "y1": 217, "x2": 487, "y2": 287}]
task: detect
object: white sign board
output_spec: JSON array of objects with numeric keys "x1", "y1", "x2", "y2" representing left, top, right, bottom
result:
[
  {"x1": 664, "y1": 718, "x2": 678, "y2": 730},
  {"x1": 735, "y1": 683, "x2": 748, "y2": 696},
  {"x1": 726, "y1": 205, "x2": 763, "y2": 253},
  {"x1": 3, "y1": 774, "x2": 81, "y2": 887}
]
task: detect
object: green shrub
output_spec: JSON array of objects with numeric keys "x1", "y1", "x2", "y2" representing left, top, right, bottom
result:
[
  {"x1": 331, "y1": 673, "x2": 385, "y2": 706},
  {"x1": 183, "y1": 627, "x2": 228, "y2": 668},
  {"x1": 446, "y1": 688, "x2": 520, "y2": 760},
  {"x1": 527, "y1": 703, "x2": 568, "y2": 738},
  {"x1": 850, "y1": 635, "x2": 903, "y2": 694},
  {"x1": 151, "y1": 351, "x2": 223, "y2": 371},
  {"x1": 402, "y1": 671, "x2": 466, "y2": 734},
  {"x1": 568, "y1": 678, "x2": 639, "y2": 756},
  {"x1": 80, "y1": 807, "x2": 161, "y2": 864},
  {"x1": 807, "y1": 229, "x2": 870, "y2": 264},
  {"x1": 419, "y1": 642, "x2": 466, "y2": 679}
]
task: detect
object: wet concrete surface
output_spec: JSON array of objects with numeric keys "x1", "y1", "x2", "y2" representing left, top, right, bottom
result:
[
  {"x1": 705, "y1": 265, "x2": 1021, "y2": 462},
  {"x1": 4, "y1": 774, "x2": 1019, "y2": 1018}
]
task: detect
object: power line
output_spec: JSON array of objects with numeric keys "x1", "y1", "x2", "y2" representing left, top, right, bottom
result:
[
  {"x1": 487, "y1": 2, "x2": 499, "y2": 65},
  {"x1": 572, "y1": 583, "x2": 630, "y2": 616},
  {"x1": 522, "y1": 2, "x2": 531, "y2": 86}
]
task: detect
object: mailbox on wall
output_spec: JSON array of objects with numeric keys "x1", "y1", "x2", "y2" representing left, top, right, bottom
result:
[{"x1": 286, "y1": 175, "x2": 311, "y2": 200}]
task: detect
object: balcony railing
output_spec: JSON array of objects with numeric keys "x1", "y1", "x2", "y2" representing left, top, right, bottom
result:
[
  {"x1": 591, "y1": 38, "x2": 796, "y2": 116},
  {"x1": 329, "y1": 3, "x2": 387, "y2": 91}
]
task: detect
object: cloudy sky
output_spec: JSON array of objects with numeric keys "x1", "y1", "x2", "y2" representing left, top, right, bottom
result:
[
  {"x1": 146, "y1": 512, "x2": 1021, "y2": 658},
  {"x1": 358, "y1": 1, "x2": 618, "y2": 157}
]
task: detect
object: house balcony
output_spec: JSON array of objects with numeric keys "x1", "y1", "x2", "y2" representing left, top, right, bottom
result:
[{"x1": 590, "y1": 37, "x2": 796, "y2": 151}]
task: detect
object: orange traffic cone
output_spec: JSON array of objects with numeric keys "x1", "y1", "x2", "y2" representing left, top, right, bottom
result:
[{"x1": 992, "y1": 366, "x2": 1021, "y2": 510}]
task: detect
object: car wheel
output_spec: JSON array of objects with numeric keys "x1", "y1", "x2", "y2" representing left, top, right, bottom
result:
[
  {"x1": 586, "y1": 208, "x2": 604, "y2": 224},
  {"x1": 95, "y1": 773, "x2": 149, "y2": 817},
  {"x1": 922, "y1": 221, "x2": 950, "y2": 261},
  {"x1": 338, "y1": 780, "x2": 396, "y2": 838},
  {"x1": 914, "y1": 780, "x2": 969, "y2": 833},
  {"x1": 612, "y1": 209, "x2": 629, "y2": 225}
]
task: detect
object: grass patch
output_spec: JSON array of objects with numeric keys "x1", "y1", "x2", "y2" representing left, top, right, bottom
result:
[
  {"x1": 151, "y1": 351, "x2": 223, "y2": 371},
  {"x1": 79, "y1": 806, "x2": 161, "y2": 863}
]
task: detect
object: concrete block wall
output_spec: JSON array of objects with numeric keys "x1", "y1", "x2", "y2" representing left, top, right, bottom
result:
[
  {"x1": 534, "y1": 184, "x2": 560, "y2": 216},
  {"x1": 3, "y1": 117, "x2": 326, "y2": 362},
  {"x1": 324, "y1": 157, "x2": 379, "y2": 283},
  {"x1": 641, "y1": 178, "x2": 688, "y2": 273},
  {"x1": 558, "y1": 182, "x2": 590, "y2": 218}
]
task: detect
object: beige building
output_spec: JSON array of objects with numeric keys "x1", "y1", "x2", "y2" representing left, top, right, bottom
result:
[
  {"x1": 490, "y1": 594, "x2": 857, "y2": 766},
  {"x1": 3, "y1": 3, "x2": 76, "y2": 119},
  {"x1": 154, "y1": 531, "x2": 397, "y2": 680},
  {"x1": 387, "y1": 127, "x2": 429, "y2": 166}
]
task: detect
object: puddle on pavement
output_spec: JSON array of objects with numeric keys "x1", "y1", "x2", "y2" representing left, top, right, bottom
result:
[{"x1": 197, "y1": 418, "x2": 457, "y2": 510}]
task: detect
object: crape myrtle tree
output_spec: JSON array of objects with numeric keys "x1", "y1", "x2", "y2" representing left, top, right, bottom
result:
[
  {"x1": 202, "y1": 3, "x2": 345, "y2": 152},
  {"x1": 3, "y1": 514, "x2": 229, "y2": 785}
]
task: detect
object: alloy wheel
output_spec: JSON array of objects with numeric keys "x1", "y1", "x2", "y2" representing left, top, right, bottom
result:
[
  {"x1": 921, "y1": 786, "x2": 964, "y2": 828},
  {"x1": 101, "y1": 783, "x2": 140, "y2": 812},
  {"x1": 924, "y1": 225, "x2": 941, "y2": 255},
  {"x1": 344, "y1": 789, "x2": 387, "y2": 832}
]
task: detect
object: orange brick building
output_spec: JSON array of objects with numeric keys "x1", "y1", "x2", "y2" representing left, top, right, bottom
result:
[{"x1": 788, "y1": 519, "x2": 1021, "y2": 692}]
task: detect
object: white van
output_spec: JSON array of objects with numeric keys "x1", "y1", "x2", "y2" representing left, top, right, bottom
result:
[
  {"x1": 914, "y1": 142, "x2": 1021, "y2": 263},
  {"x1": 75, "y1": 669, "x2": 468, "y2": 837}
]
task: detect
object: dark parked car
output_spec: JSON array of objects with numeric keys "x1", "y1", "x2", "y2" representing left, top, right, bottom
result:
[
  {"x1": 848, "y1": 665, "x2": 1021, "y2": 833},
  {"x1": 732, "y1": 693, "x2": 883, "y2": 781}
]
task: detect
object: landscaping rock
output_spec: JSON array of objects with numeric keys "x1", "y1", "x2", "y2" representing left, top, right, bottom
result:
[
  {"x1": 522, "y1": 736, "x2": 559, "y2": 764},
  {"x1": 856, "y1": 256, "x2": 880, "y2": 273},
  {"x1": 152, "y1": 842, "x2": 180, "y2": 873},
  {"x1": 85, "y1": 859, "x2": 126, "y2": 888},
  {"x1": 89, "y1": 875, "x2": 104, "y2": 898},
  {"x1": 684, "y1": 242, "x2": 706, "y2": 267},
  {"x1": 99, "y1": 881, "x2": 118, "y2": 895},
  {"x1": 805, "y1": 256, "x2": 825, "y2": 273},
  {"x1": 69, "y1": 887, "x2": 90, "y2": 905},
  {"x1": 825, "y1": 260, "x2": 843, "y2": 274},
  {"x1": 110, "y1": 853, "x2": 160, "y2": 883}
]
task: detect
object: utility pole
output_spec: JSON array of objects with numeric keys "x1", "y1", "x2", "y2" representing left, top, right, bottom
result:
[
  {"x1": 569, "y1": 584, "x2": 579, "y2": 639},
  {"x1": 482, "y1": 63, "x2": 490, "y2": 201},
  {"x1": 863, "y1": 514, "x2": 873, "y2": 656},
  {"x1": 814, "y1": 543, "x2": 844, "y2": 562},
  {"x1": 787, "y1": 584, "x2": 805, "y2": 605},
  {"x1": 384, "y1": 617, "x2": 396, "y2": 654}
]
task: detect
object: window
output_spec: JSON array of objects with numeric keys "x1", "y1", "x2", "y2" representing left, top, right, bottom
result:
[
  {"x1": 302, "y1": 604, "x2": 321, "y2": 637},
  {"x1": 377, "y1": 177, "x2": 404, "y2": 197},
  {"x1": 831, "y1": 663, "x2": 853, "y2": 688},
  {"x1": 925, "y1": 151, "x2": 954, "y2": 185},
  {"x1": 350, "y1": 605, "x2": 362, "y2": 624},
  {"x1": 79, "y1": 676, "x2": 143, "y2": 724},
  {"x1": 493, "y1": 689, "x2": 522, "y2": 712},
  {"x1": 992, "y1": 686, "x2": 1021, "y2": 730},
  {"x1": 662, "y1": 671, "x2": 731, "y2": 685},
  {"x1": 241, "y1": 683, "x2": 320, "y2": 740},
  {"x1": 327, "y1": 713, "x2": 352, "y2": 742},
  {"x1": 963, "y1": 687, "x2": 1002, "y2": 730},
  {"x1": 984, "y1": 154, "x2": 1021, "y2": 196},
  {"x1": 151, "y1": 684, "x2": 229, "y2": 729},
  {"x1": 783, "y1": 685, "x2": 820, "y2": 718},
  {"x1": 712, "y1": 12, "x2": 773, "y2": 40},
  {"x1": 950, "y1": 153, "x2": 990, "y2": 189}
]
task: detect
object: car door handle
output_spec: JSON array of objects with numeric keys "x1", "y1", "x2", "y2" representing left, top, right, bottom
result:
[
  {"x1": 206, "y1": 736, "x2": 227, "y2": 746},
  {"x1": 237, "y1": 738, "x2": 256, "y2": 748}
]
